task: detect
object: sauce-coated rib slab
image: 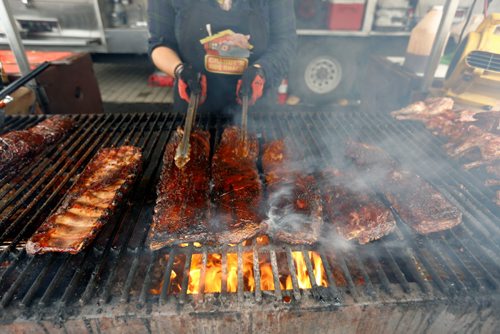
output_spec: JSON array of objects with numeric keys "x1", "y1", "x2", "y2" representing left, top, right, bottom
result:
[
  {"x1": 26, "y1": 146, "x2": 142, "y2": 255},
  {"x1": 148, "y1": 128, "x2": 212, "y2": 250},
  {"x1": 211, "y1": 126, "x2": 264, "y2": 244},
  {"x1": 262, "y1": 139, "x2": 323, "y2": 245},
  {"x1": 0, "y1": 116, "x2": 75, "y2": 175}
]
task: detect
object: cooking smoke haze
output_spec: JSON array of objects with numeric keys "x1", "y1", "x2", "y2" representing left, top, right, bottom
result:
[{"x1": 245, "y1": 107, "x2": 454, "y2": 249}]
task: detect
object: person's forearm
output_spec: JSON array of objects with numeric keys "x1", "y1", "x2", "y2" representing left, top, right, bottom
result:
[{"x1": 151, "y1": 46, "x2": 183, "y2": 77}]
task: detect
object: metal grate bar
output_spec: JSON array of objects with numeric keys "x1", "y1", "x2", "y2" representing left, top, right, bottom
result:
[
  {"x1": 302, "y1": 250, "x2": 319, "y2": 292},
  {"x1": 20, "y1": 255, "x2": 57, "y2": 307},
  {"x1": 0, "y1": 250, "x2": 26, "y2": 286},
  {"x1": 335, "y1": 250, "x2": 360, "y2": 299},
  {"x1": 159, "y1": 249, "x2": 176, "y2": 306},
  {"x1": 285, "y1": 247, "x2": 302, "y2": 300},
  {"x1": 198, "y1": 247, "x2": 209, "y2": 301},
  {"x1": 363, "y1": 247, "x2": 393, "y2": 295},
  {"x1": 38, "y1": 254, "x2": 72, "y2": 306},
  {"x1": 319, "y1": 253, "x2": 340, "y2": 299},
  {"x1": 138, "y1": 251, "x2": 158, "y2": 305},
  {"x1": 0, "y1": 252, "x2": 38, "y2": 307},
  {"x1": 443, "y1": 231, "x2": 498, "y2": 289},
  {"x1": 237, "y1": 244, "x2": 244, "y2": 302},
  {"x1": 1, "y1": 116, "x2": 39, "y2": 133},
  {"x1": 220, "y1": 247, "x2": 228, "y2": 295},
  {"x1": 119, "y1": 251, "x2": 140, "y2": 303},
  {"x1": 269, "y1": 249, "x2": 282, "y2": 300},
  {"x1": 253, "y1": 242, "x2": 262, "y2": 302},
  {"x1": 378, "y1": 244, "x2": 416, "y2": 293},
  {"x1": 178, "y1": 245, "x2": 193, "y2": 304}
]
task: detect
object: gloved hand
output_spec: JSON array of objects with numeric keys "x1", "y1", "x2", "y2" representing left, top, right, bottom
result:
[
  {"x1": 176, "y1": 63, "x2": 207, "y2": 104},
  {"x1": 237, "y1": 65, "x2": 265, "y2": 105}
]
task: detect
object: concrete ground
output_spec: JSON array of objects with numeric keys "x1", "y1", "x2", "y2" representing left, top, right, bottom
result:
[{"x1": 92, "y1": 54, "x2": 173, "y2": 109}]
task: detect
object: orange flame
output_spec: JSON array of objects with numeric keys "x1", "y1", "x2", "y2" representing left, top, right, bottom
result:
[{"x1": 151, "y1": 244, "x2": 328, "y2": 296}]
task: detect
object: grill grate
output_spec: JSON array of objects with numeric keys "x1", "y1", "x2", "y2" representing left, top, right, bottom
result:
[{"x1": 0, "y1": 111, "x2": 498, "y2": 324}]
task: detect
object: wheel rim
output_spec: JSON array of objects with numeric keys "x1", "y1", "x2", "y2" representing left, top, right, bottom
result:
[{"x1": 304, "y1": 56, "x2": 342, "y2": 94}]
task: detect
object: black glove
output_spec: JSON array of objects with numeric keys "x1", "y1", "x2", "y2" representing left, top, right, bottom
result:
[
  {"x1": 237, "y1": 65, "x2": 265, "y2": 105},
  {"x1": 176, "y1": 63, "x2": 207, "y2": 103}
]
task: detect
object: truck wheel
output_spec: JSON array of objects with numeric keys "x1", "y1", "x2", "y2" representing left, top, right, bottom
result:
[{"x1": 289, "y1": 40, "x2": 356, "y2": 105}]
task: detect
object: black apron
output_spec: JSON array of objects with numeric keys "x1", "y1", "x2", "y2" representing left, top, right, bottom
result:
[{"x1": 173, "y1": 0, "x2": 269, "y2": 115}]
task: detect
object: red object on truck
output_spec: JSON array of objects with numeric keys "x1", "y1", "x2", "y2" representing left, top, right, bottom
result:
[
  {"x1": 328, "y1": 0, "x2": 366, "y2": 31},
  {"x1": 0, "y1": 51, "x2": 74, "y2": 75}
]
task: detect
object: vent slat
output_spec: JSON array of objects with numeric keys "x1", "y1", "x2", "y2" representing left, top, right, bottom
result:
[{"x1": 466, "y1": 51, "x2": 500, "y2": 73}]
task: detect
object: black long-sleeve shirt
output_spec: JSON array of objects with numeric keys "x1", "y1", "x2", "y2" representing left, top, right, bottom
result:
[{"x1": 147, "y1": 0, "x2": 297, "y2": 87}]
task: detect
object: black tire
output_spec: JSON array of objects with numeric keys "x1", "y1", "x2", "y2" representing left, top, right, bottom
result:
[{"x1": 288, "y1": 39, "x2": 357, "y2": 105}]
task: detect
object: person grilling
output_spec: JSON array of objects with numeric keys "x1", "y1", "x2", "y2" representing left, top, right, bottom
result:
[{"x1": 147, "y1": 0, "x2": 297, "y2": 116}]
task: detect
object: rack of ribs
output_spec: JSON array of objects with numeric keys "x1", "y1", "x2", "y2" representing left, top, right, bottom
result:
[
  {"x1": 391, "y1": 97, "x2": 454, "y2": 121},
  {"x1": 211, "y1": 127, "x2": 264, "y2": 244},
  {"x1": 0, "y1": 116, "x2": 74, "y2": 175},
  {"x1": 384, "y1": 169, "x2": 462, "y2": 234},
  {"x1": 345, "y1": 141, "x2": 462, "y2": 234},
  {"x1": 320, "y1": 169, "x2": 395, "y2": 244},
  {"x1": 262, "y1": 139, "x2": 323, "y2": 245},
  {"x1": 446, "y1": 126, "x2": 500, "y2": 169},
  {"x1": 148, "y1": 128, "x2": 212, "y2": 250},
  {"x1": 26, "y1": 146, "x2": 142, "y2": 255},
  {"x1": 344, "y1": 140, "x2": 397, "y2": 175}
]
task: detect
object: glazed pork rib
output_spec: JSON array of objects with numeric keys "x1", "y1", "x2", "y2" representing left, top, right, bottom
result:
[
  {"x1": 211, "y1": 127, "x2": 264, "y2": 244},
  {"x1": 262, "y1": 139, "x2": 323, "y2": 245},
  {"x1": 344, "y1": 140, "x2": 397, "y2": 177},
  {"x1": 345, "y1": 141, "x2": 462, "y2": 234},
  {"x1": 26, "y1": 146, "x2": 142, "y2": 255},
  {"x1": 148, "y1": 128, "x2": 212, "y2": 250},
  {"x1": 446, "y1": 126, "x2": 500, "y2": 169},
  {"x1": 0, "y1": 116, "x2": 74, "y2": 175},
  {"x1": 320, "y1": 169, "x2": 395, "y2": 244},
  {"x1": 391, "y1": 97, "x2": 454, "y2": 121},
  {"x1": 384, "y1": 169, "x2": 462, "y2": 234}
]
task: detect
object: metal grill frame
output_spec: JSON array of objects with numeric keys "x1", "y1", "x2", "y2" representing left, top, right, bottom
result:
[{"x1": 0, "y1": 111, "x2": 499, "y2": 332}]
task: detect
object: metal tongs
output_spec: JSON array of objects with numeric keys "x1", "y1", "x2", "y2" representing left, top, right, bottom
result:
[
  {"x1": 240, "y1": 95, "x2": 249, "y2": 156},
  {"x1": 175, "y1": 75, "x2": 201, "y2": 169}
]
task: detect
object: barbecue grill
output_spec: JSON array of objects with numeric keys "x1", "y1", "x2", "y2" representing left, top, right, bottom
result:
[{"x1": 0, "y1": 110, "x2": 499, "y2": 333}]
